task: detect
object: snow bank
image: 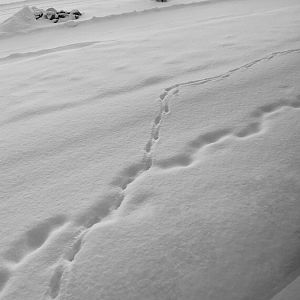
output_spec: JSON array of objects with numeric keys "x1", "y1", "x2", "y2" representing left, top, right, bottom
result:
[
  {"x1": 0, "y1": 6, "x2": 82, "y2": 35},
  {"x1": 0, "y1": 0, "x2": 299, "y2": 299},
  {"x1": 0, "y1": 6, "x2": 36, "y2": 34},
  {"x1": 271, "y1": 276, "x2": 300, "y2": 300}
]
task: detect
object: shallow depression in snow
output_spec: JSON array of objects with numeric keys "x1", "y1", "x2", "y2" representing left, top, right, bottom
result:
[{"x1": 0, "y1": 0, "x2": 300, "y2": 299}]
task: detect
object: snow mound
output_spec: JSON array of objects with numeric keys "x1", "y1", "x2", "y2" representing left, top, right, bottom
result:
[
  {"x1": 32, "y1": 7, "x2": 82, "y2": 23},
  {"x1": 0, "y1": 6, "x2": 37, "y2": 34}
]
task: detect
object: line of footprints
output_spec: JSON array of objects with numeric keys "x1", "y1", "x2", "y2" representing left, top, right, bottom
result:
[{"x1": 0, "y1": 49, "x2": 300, "y2": 299}]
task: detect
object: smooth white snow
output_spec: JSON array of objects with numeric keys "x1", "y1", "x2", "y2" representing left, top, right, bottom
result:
[
  {"x1": 0, "y1": 0, "x2": 299, "y2": 299},
  {"x1": 0, "y1": 5, "x2": 36, "y2": 34}
]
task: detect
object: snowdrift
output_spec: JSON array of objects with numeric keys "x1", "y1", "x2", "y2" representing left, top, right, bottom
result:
[
  {"x1": 0, "y1": 0, "x2": 300, "y2": 299},
  {"x1": 0, "y1": 6, "x2": 36, "y2": 34}
]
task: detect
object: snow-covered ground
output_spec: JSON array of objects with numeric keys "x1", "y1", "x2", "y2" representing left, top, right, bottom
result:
[{"x1": 0, "y1": 0, "x2": 300, "y2": 299}]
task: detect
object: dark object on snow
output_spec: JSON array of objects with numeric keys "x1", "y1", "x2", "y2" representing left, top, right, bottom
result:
[
  {"x1": 58, "y1": 12, "x2": 68, "y2": 18},
  {"x1": 156, "y1": 0, "x2": 167, "y2": 2},
  {"x1": 33, "y1": 7, "x2": 82, "y2": 22},
  {"x1": 45, "y1": 11, "x2": 58, "y2": 20},
  {"x1": 34, "y1": 11, "x2": 43, "y2": 19},
  {"x1": 32, "y1": 7, "x2": 43, "y2": 19},
  {"x1": 70, "y1": 9, "x2": 82, "y2": 16}
]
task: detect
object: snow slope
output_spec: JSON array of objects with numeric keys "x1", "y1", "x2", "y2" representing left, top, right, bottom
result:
[
  {"x1": 0, "y1": 5, "x2": 36, "y2": 34},
  {"x1": 0, "y1": 0, "x2": 300, "y2": 299},
  {"x1": 271, "y1": 276, "x2": 300, "y2": 300}
]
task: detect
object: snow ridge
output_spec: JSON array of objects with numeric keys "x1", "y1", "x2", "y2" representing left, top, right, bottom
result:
[
  {"x1": 47, "y1": 48, "x2": 300, "y2": 299},
  {"x1": 111, "y1": 48, "x2": 300, "y2": 184},
  {"x1": 0, "y1": 48, "x2": 300, "y2": 299},
  {"x1": 0, "y1": 41, "x2": 100, "y2": 64},
  {"x1": 0, "y1": 0, "x2": 231, "y2": 37},
  {"x1": 155, "y1": 99, "x2": 300, "y2": 170}
]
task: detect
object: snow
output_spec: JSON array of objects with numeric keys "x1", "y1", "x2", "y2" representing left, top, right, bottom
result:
[
  {"x1": 271, "y1": 276, "x2": 300, "y2": 300},
  {"x1": 0, "y1": 5, "x2": 36, "y2": 34},
  {"x1": 0, "y1": 0, "x2": 299, "y2": 299}
]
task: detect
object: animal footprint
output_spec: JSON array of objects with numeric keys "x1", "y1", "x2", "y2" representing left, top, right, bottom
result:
[
  {"x1": 48, "y1": 264, "x2": 65, "y2": 299},
  {"x1": 3, "y1": 215, "x2": 66, "y2": 264},
  {"x1": 156, "y1": 154, "x2": 192, "y2": 169},
  {"x1": 155, "y1": 129, "x2": 232, "y2": 170},
  {"x1": 188, "y1": 129, "x2": 232, "y2": 149},
  {"x1": 75, "y1": 192, "x2": 125, "y2": 228},
  {"x1": 234, "y1": 122, "x2": 261, "y2": 138},
  {"x1": 64, "y1": 234, "x2": 84, "y2": 262},
  {"x1": 111, "y1": 157, "x2": 152, "y2": 190},
  {"x1": 0, "y1": 267, "x2": 10, "y2": 292}
]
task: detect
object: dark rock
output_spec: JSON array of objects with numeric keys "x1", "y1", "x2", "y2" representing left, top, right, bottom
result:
[
  {"x1": 45, "y1": 11, "x2": 58, "y2": 20},
  {"x1": 58, "y1": 12, "x2": 68, "y2": 18},
  {"x1": 32, "y1": 7, "x2": 44, "y2": 19},
  {"x1": 34, "y1": 11, "x2": 43, "y2": 16},
  {"x1": 33, "y1": 7, "x2": 82, "y2": 22},
  {"x1": 34, "y1": 12, "x2": 43, "y2": 19},
  {"x1": 70, "y1": 9, "x2": 82, "y2": 16}
]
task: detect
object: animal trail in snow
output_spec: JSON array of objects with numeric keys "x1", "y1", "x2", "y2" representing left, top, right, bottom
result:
[
  {"x1": 48, "y1": 264, "x2": 65, "y2": 299},
  {"x1": 0, "y1": 216, "x2": 66, "y2": 296},
  {"x1": 2, "y1": 215, "x2": 66, "y2": 264},
  {"x1": 145, "y1": 140, "x2": 153, "y2": 153},
  {"x1": 75, "y1": 192, "x2": 125, "y2": 228},
  {"x1": 46, "y1": 191, "x2": 126, "y2": 298},
  {"x1": 156, "y1": 154, "x2": 193, "y2": 169},
  {"x1": 32, "y1": 50, "x2": 300, "y2": 299},
  {"x1": 188, "y1": 129, "x2": 232, "y2": 149},
  {"x1": 0, "y1": 267, "x2": 10, "y2": 292},
  {"x1": 155, "y1": 128, "x2": 232, "y2": 170},
  {"x1": 235, "y1": 122, "x2": 261, "y2": 138},
  {"x1": 110, "y1": 91, "x2": 168, "y2": 191},
  {"x1": 48, "y1": 230, "x2": 85, "y2": 298},
  {"x1": 251, "y1": 99, "x2": 300, "y2": 118},
  {"x1": 164, "y1": 102, "x2": 170, "y2": 113},
  {"x1": 108, "y1": 50, "x2": 300, "y2": 184},
  {"x1": 64, "y1": 235, "x2": 84, "y2": 262},
  {"x1": 155, "y1": 96, "x2": 300, "y2": 171}
]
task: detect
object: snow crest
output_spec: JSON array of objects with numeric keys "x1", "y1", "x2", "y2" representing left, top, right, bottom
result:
[{"x1": 0, "y1": 6, "x2": 37, "y2": 34}]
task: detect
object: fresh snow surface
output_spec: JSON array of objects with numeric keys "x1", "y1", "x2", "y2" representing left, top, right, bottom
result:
[
  {"x1": 0, "y1": 5, "x2": 36, "y2": 34},
  {"x1": 0, "y1": 0, "x2": 300, "y2": 299}
]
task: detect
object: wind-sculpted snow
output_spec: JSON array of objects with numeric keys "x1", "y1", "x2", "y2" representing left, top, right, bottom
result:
[
  {"x1": 155, "y1": 98, "x2": 300, "y2": 170},
  {"x1": 271, "y1": 275, "x2": 300, "y2": 300},
  {"x1": 0, "y1": 268, "x2": 9, "y2": 293},
  {"x1": 0, "y1": 41, "x2": 99, "y2": 64},
  {"x1": 48, "y1": 50, "x2": 300, "y2": 299},
  {"x1": 1, "y1": 49, "x2": 299, "y2": 299},
  {"x1": 3, "y1": 215, "x2": 67, "y2": 264},
  {"x1": 0, "y1": 1, "x2": 209, "y2": 36},
  {"x1": 2, "y1": 0, "x2": 295, "y2": 38},
  {"x1": 0, "y1": 5, "x2": 36, "y2": 34},
  {"x1": 0, "y1": 0, "x2": 300, "y2": 297}
]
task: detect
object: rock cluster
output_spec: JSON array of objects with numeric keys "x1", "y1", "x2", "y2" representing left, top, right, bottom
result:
[{"x1": 32, "y1": 7, "x2": 82, "y2": 23}]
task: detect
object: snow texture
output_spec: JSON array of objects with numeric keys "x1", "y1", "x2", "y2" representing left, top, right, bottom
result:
[{"x1": 0, "y1": 0, "x2": 300, "y2": 299}]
